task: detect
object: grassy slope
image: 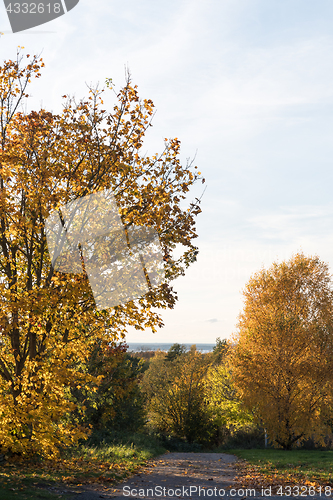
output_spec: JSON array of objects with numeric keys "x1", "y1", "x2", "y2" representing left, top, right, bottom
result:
[
  {"x1": 228, "y1": 449, "x2": 333, "y2": 491},
  {"x1": 0, "y1": 433, "x2": 166, "y2": 500}
]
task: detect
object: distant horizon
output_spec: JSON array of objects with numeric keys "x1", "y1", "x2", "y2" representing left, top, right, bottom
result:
[
  {"x1": 126, "y1": 341, "x2": 220, "y2": 346},
  {"x1": 126, "y1": 341, "x2": 218, "y2": 353}
]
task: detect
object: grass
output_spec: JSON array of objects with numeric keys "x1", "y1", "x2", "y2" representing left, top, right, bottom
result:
[
  {"x1": 226, "y1": 449, "x2": 333, "y2": 491},
  {"x1": 0, "y1": 432, "x2": 166, "y2": 500},
  {"x1": 5, "y1": 433, "x2": 333, "y2": 499}
]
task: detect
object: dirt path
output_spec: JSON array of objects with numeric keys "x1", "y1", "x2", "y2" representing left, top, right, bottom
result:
[
  {"x1": 61, "y1": 451, "x2": 327, "y2": 500},
  {"x1": 66, "y1": 452, "x2": 240, "y2": 499}
]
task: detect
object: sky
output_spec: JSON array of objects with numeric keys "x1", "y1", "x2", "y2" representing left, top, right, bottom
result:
[{"x1": 1, "y1": 0, "x2": 333, "y2": 344}]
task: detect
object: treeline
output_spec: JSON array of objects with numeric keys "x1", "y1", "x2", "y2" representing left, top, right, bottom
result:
[
  {"x1": 71, "y1": 254, "x2": 333, "y2": 451},
  {"x1": 67, "y1": 338, "x2": 254, "y2": 449}
]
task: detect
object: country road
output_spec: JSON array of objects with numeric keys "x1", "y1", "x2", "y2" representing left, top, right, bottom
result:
[{"x1": 54, "y1": 452, "x2": 327, "y2": 500}]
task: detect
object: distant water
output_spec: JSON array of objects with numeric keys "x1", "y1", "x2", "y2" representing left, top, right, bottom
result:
[{"x1": 127, "y1": 342, "x2": 215, "y2": 354}]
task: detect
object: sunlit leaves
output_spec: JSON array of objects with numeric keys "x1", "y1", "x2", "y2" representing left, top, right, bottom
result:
[
  {"x1": 0, "y1": 50, "x2": 202, "y2": 457},
  {"x1": 230, "y1": 253, "x2": 333, "y2": 450},
  {"x1": 141, "y1": 348, "x2": 212, "y2": 443}
]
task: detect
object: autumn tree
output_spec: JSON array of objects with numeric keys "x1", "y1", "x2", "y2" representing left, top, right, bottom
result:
[
  {"x1": 165, "y1": 342, "x2": 187, "y2": 362},
  {"x1": 205, "y1": 352, "x2": 253, "y2": 446},
  {"x1": 230, "y1": 253, "x2": 333, "y2": 450},
  {"x1": 0, "y1": 49, "x2": 203, "y2": 457},
  {"x1": 69, "y1": 342, "x2": 146, "y2": 433},
  {"x1": 141, "y1": 348, "x2": 212, "y2": 443}
]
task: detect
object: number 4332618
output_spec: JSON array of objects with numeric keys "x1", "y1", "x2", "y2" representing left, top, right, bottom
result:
[{"x1": 6, "y1": 3, "x2": 62, "y2": 14}]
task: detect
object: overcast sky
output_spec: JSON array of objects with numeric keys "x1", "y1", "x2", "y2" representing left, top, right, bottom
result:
[{"x1": 1, "y1": 0, "x2": 333, "y2": 344}]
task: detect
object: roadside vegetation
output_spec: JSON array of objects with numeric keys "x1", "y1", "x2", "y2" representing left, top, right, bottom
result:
[
  {"x1": 1, "y1": 331, "x2": 333, "y2": 497},
  {"x1": 228, "y1": 449, "x2": 333, "y2": 492},
  {"x1": 0, "y1": 432, "x2": 166, "y2": 499}
]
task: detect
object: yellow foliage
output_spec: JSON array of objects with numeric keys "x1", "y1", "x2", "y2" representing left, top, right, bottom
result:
[
  {"x1": 141, "y1": 349, "x2": 211, "y2": 442},
  {"x1": 205, "y1": 363, "x2": 253, "y2": 431},
  {"x1": 0, "y1": 50, "x2": 202, "y2": 457},
  {"x1": 230, "y1": 252, "x2": 333, "y2": 449}
]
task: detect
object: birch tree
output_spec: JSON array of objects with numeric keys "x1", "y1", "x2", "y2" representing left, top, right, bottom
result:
[{"x1": 230, "y1": 253, "x2": 333, "y2": 449}]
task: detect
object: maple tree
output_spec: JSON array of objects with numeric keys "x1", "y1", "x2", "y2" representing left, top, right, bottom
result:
[
  {"x1": 0, "y1": 49, "x2": 203, "y2": 457},
  {"x1": 230, "y1": 252, "x2": 333, "y2": 449}
]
